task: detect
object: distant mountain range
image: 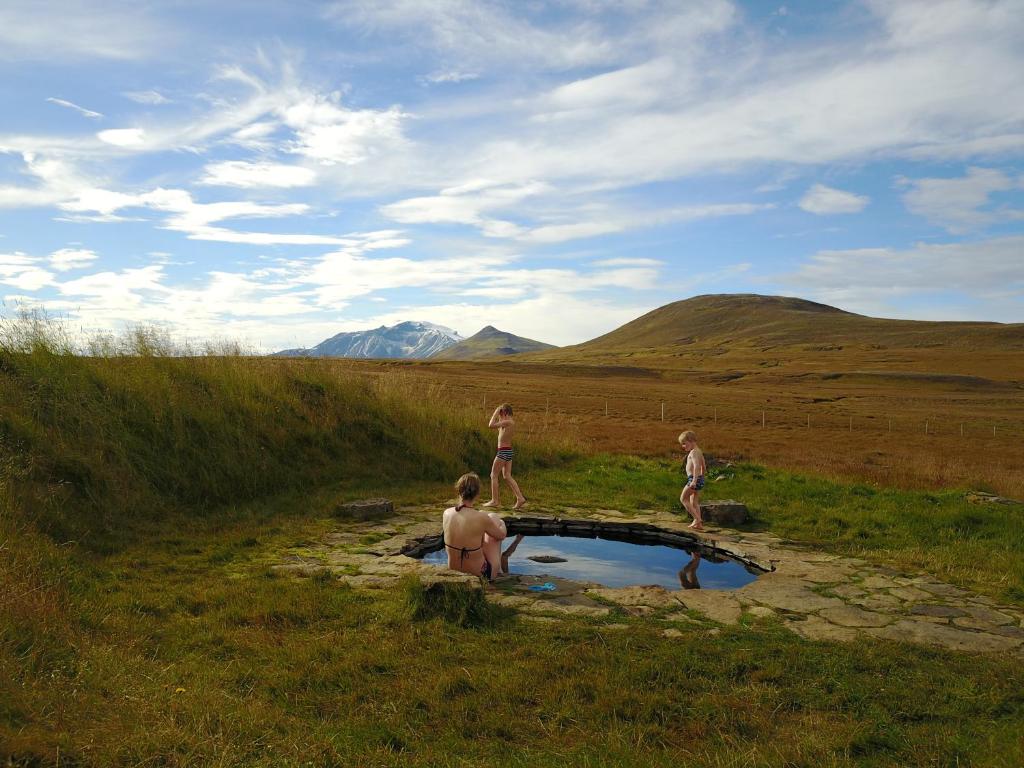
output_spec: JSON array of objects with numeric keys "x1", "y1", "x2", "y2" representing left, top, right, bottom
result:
[
  {"x1": 274, "y1": 321, "x2": 463, "y2": 359},
  {"x1": 272, "y1": 294, "x2": 1024, "y2": 378},
  {"x1": 431, "y1": 325, "x2": 556, "y2": 360}
]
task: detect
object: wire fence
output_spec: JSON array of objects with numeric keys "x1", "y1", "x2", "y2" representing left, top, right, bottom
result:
[{"x1": 473, "y1": 390, "x2": 1024, "y2": 442}]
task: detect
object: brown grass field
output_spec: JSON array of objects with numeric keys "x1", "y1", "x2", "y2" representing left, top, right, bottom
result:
[{"x1": 323, "y1": 358, "x2": 1024, "y2": 499}]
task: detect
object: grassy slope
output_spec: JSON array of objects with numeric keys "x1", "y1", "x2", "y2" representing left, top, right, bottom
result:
[
  {"x1": 3, "y1": 332, "x2": 1023, "y2": 765},
  {"x1": 431, "y1": 325, "x2": 557, "y2": 361},
  {"x1": 528, "y1": 293, "x2": 1024, "y2": 378}
]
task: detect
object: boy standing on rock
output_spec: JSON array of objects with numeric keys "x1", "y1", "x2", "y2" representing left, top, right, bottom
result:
[{"x1": 679, "y1": 430, "x2": 706, "y2": 531}]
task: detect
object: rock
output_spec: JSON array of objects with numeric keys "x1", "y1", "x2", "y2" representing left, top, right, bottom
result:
[
  {"x1": 889, "y1": 586, "x2": 933, "y2": 602},
  {"x1": 964, "y1": 605, "x2": 1016, "y2": 626},
  {"x1": 867, "y1": 619, "x2": 1023, "y2": 654},
  {"x1": 528, "y1": 555, "x2": 568, "y2": 564},
  {"x1": 851, "y1": 594, "x2": 902, "y2": 612},
  {"x1": 736, "y1": 577, "x2": 845, "y2": 614},
  {"x1": 966, "y1": 491, "x2": 1021, "y2": 505},
  {"x1": 859, "y1": 575, "x2": 901, "y2": 590},
  {"x1": 746, "y1": 606, "x2": 776, "y2": 619},
  {"x1": 830, "y1": 584, "x2": 867, "y2": 600},
  {"x1": 910, "y1": 604, "x2": 968, "y2": 619},
  {"x1": 587, "y1": 585, "x2": 681, "y2": 610},
  {"x1": 699, "y1": 500, "x2": 748, "y2": 526},
  {"x1": 819, "y1": 605, "x2": 894, "y2": 628},
  {"x1": 790, "y1": 615, "x2": 859, "y2": 642},
  {"x1": 662, "y1": 628, "x2": 684, "y2": 638},
  {"x1": 334, "y1": 498, "x2": 394, "y2": 520},
  {"x1": 675, "y1": 591, "x2": 743, "y2": 625}
]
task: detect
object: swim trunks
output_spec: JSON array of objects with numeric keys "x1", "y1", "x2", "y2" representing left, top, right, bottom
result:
[
  {"x1": 496, "y1": 447, "x2": 514, "y2": 462},
  {"x1": 687, "y1": 475, "x2": 705, "y2": 491}
]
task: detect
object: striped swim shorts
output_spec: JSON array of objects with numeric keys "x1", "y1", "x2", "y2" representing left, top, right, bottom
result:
[{"x1": 496, "y1": 447, "x2": 514, "y2": 462}]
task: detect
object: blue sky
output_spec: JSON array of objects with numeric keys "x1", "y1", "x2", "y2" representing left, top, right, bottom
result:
[{"x1": 1, "y1": 0, "x2": 1022, "y2": 350}]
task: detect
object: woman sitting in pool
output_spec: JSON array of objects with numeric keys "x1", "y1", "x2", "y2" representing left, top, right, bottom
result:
[{"x1": 442, "y1": 472, "x2": 508, "y2": 579}]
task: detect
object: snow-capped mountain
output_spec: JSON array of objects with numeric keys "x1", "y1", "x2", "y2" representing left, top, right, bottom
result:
[{"x1": 274, "y1": 321, "x2": 463, "y2": 359}]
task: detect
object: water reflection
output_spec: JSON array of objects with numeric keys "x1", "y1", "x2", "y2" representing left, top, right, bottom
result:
[
  {"x1": 678, "y1": 551, "x2": 701, "y2": 590},
  {"x1": 419, "y1": 534, "x2": 758, "y2": 591}
]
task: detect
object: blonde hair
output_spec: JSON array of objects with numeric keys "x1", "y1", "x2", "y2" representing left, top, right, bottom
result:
[
  {"x1": 678, "y1": 430, "x2": 697, "y2": 444},
  {"x1": 455, "y1": 472, "x2": 481, "y2": 502},
  {"x1": 499, "y1": 403, "x2": 513, "y2": 416}
]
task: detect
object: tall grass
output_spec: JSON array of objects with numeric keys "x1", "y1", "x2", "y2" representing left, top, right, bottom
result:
[{"x1": 0, "y1": 311, "x2": 579, "y2": 545}]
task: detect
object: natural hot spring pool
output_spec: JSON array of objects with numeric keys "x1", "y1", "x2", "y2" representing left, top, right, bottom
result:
[{"x1": 415, "y1": 533, "x2": 761, "y2": 591}]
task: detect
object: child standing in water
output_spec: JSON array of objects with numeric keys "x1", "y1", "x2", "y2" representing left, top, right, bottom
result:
[
  {"x1": 483, "y1": 403, "x2": 527, "y2": 510},
  {"x1": 679, "y1": 430, "x2": 706, "y2": 531}
]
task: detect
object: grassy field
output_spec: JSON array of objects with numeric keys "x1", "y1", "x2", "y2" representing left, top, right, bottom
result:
[
  {"x1": 312, "y1": 358, "x2": 1024, "y2": 499},
  {"x1": 4, "y1": 466, "x2": 1024, "y2": 766},
  {"x1": 3, "y1": 319, "x2": 1024, "y2": 766}
]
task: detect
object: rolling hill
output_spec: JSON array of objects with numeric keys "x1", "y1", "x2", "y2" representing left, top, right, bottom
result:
[
  {"x1": 526, "y1": 294, "x2": 1024, "y2": 379},
  {"x1": 430, "y1": 325, "x2": 556, "y2": 360}
]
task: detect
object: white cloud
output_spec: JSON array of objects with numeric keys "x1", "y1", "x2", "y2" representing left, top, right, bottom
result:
[
  {"x1": 0, "y1": 1, "x2": 170, "y2": 61},
  {"x1": 785, "y1": 235, "x2": 1024, "y2": 311},
  {"x1": 422, "y1": 70, "x2": 480, "y2": 84},
  {"x1": 798, "y1": 184, "x2": 870, "y2": 215},
  {"x1": 123, "y1": 90, "x2": 170, "y2": 105},
  {"x1": 899, "y1": 167, "x2": 1021, "y2": 233},
  {"x1": 49, "y1": 248, "x2": 98, "y2": 271},
  {"x1": 199, "y1": 161, "x2": 317, "y2": 188},
  {"x1": 0, "y1": 252, "x2": 54, "y2": 291},
  {"x1": 280, "y1": 94, "x2": 408, "y2": 166},
  {"x1": 46, "y1": 97, "x2": 103, "y2": 119},
  {"x1": 97, "y1": 128, "x2": 147, "y2": 147},
  {"x1": 381, "y1": 180, "x2": 547, "y2": 237}
]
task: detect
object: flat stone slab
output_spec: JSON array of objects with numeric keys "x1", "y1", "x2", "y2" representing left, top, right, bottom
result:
[
  {"x1": 966, "y1": 491, "x2": 1021, "y2": 505},
  {"x1": 335, "y1": 498, "x2": 394, "y2": 520},
  {"x1": 735, "y1": 577, "x2": 845, "y2": 613},
  {"x1": 528, "y1": 555, "x2": 568, "y2": 563},
  {"x1": 910, "y1": 604, "x2": 969, "y2": 619},
  {"x1": 674, "y1": 590, "x2": 743, "y2": 625},
  {"x1": 867, "y1": 620, "x2": 1024, "y2": 654},
  {"x1": 699, "y1": 499, "x2": 748, "y2": 525},
  {"x1": 819, "y1": 605, "x2": 894, "y2": 628}
]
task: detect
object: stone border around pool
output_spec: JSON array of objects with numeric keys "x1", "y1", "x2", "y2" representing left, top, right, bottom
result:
[
  {"x1": 392, "y1": 515, "x2": 774, "y2": 576},
  {"x1": 274, "y1": 504, "x2": 1024, "y2": 657}
]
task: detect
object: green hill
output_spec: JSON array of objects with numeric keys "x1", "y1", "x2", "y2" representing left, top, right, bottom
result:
[
  {"x1": 431, "y1": 325, "x2": 556, "y2": 360},
  {"x1": 528, "y1": 294, "x2": 1024, "y2": 379}
]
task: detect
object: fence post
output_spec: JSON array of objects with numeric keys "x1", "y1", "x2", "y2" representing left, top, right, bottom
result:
[
  {"x1": 807, "y1": 414, "x2": 810, "y2": 428},
  {"x1": 888, "y1": 418, "x2": 892, "y2": 433},
  {"x1": 925, "y1": 420, "x2": 929, "y2": 435},
  {"x1": 661, "y1": 402, "x2": 665, "y2": 422},
  {"x1": 960, "y1": 423, "x2": 964, "y2": 437},
  {"x1": 605, "y1": 400, "x2": 608, "y2": 417},
  {"x1": 762, "y1": 410, "x2": 765, "y2": 429},
  {"x1": 849, "y1": 416, "x2": 853, "y2": 432}
]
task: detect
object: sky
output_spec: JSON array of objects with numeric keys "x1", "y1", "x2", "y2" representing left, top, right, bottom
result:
[{"x1": 1, "y1": 0, "x2": 1023, "y2": 350}]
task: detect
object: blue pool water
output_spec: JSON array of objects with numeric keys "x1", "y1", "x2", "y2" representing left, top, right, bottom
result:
[{"x1": 420, "y1": 534, "x2": 759, "y2": 590}]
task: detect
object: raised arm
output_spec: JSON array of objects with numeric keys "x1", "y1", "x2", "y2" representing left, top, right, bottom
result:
[{"x1": 488, "y1": 406, "x2": 510, "y2": 429}]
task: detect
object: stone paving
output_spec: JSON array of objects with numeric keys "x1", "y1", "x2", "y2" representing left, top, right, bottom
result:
[{"x1": 274, "y1": 504, "x2": 1024, "y2": 656}]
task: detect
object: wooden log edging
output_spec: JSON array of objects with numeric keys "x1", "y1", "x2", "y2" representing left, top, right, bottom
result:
[{"x1": 392, "y1": 516, "x2": 774, "y2": 574}]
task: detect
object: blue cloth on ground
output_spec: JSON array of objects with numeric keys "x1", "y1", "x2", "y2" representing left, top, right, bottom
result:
[{"x1": 528, "y1": 582, "x2": 557, "y2": 592}]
